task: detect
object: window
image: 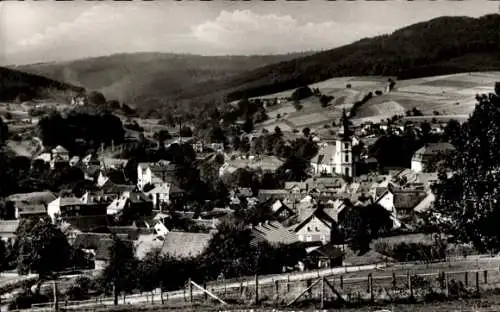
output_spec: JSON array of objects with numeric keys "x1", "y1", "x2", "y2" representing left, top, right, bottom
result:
[
  {"x1": 307, "y1": 226, "x2": 311, "y2": 232},
  {"x1": 345, "y1": 154, "x2": 349, "y2": 162},
  {"x1": 344, "y1": 143, "x2": 349, "y2": 149},
  {"x1": 345, "y1": 167, "x2": 350, "y2": 176},
  {"x1": 315, "y1": 227, "x2": 320, "y2": 232}
]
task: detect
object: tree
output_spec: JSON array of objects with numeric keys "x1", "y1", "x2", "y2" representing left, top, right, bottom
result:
[
  {"x1": 0, "y1": 117, "x2": 8, "y2": 146},
  {"x1": 243, "y1": 117, "x2": 254, "y2": 134},
  {"x1": 179, "y1": 126, "x2": 192, "y2": 137},
  {"x1": 291, "y1": 86, "x2": 313, "y2": 102},
  {"x1": 102, "y1": 236, "x2": 137, "y2": 304},
  {"x1": 302, "y1": 127, "x2": 311, "y2": 138},
  {"x1": 443, "y1": 119, "x2": 462, "y2": 147},
  {"x1": 427, "y1": 91, "x2": 500, "y2": 252},
  {"x1": 87, "y1": 91, "x2": 107, "y2": 106},
  {"x1": 16, "y1": 217, "x2": 71, "y2": 276},
  {"x1": 420, "y1": 121, "x2": 432, "y2": 143}
]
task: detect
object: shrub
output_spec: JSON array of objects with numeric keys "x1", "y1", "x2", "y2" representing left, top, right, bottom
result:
[
  {"x1": 374, "y1": 241, "x2": 446, "y2": 263},
  {"x1": 375, "y1": 90, "x2": 383, "y2": 95},
  {"x1": 346, "y1": 84, "x2": 352, "y2": 89}
]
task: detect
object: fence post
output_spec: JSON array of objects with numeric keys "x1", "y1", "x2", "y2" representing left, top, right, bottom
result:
[
  {"x1": 444, "y1": 273, "x2": 449, "y2": 298},
  {"x1": 320, "y1": 277, "x2": 325, "y2": 309},
  {"x1": 183, "y1": 286, "x2": 186, "y2": 302},
  {"x1": 465, "y1": 271, "x2": 468, "y2": 287},
  {"x1": 368, "y1": 274, "x2": 374, "y2": 302},
  {"x1": 204, "y1": 282, "x2": 208, "y2": 301},
  {"x1": 306, "y1": 279, "x2": 312, "y2": 298},
  {"x1": 274, "y1": 280, "x2": 279, "y2": 300},
  {"x1": 53, "y1": 280, "x2": 58, "y2": 312},
  {"x1": 392, "y1": 272, "x2": 396, "y2": 289},
  {"x1": 340, "y1": 275, "x2": 344, "y2": 290},
  {"x1": 476, "y1": 271, "x2": 480, "y2": 293},
  {"x1": 255, "y1": 274, "x2": 259, "y2": 305},
  {"x1": 287, "y1": 275, "x2": 290, "y2": 292},
  {"x1": 188, "y1": 278, "x2": 193, "y2": 303},
  {"x1": 484, "y1": 270, "x2": 488, "y2": 284},
  {"x1": 408, "y1": 273, "x2": 413, "y2": 299}
]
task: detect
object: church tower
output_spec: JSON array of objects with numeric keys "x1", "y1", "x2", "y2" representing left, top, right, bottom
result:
[{"x1": 334, "y1": 110, "x2": 355, "y2": 177}]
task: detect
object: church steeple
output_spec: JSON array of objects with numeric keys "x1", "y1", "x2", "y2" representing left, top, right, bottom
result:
[{"x1": 339, "y1": 109, "x2": 353, "y2": 140}]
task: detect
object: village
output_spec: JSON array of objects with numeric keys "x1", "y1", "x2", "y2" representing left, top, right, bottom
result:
[{"x1": 0, "y1": 82, "x2": 467, "y2": 310}]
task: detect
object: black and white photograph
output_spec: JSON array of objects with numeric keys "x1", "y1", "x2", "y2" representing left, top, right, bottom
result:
[{"x1": 1, "y1": 0, "x2": 500, "y2": 311}]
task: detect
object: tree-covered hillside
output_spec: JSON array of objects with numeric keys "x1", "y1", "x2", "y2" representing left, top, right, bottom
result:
[{"x1": 0, "y1": 67, "x2": 85, "y2": 102}]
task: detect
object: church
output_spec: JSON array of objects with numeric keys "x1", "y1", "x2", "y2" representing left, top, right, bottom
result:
[{"x1": 310, "y1": 111, "x2": 359, "y2": 178}]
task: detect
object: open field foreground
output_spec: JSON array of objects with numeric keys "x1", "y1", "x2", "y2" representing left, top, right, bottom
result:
[{"x1": 10, "y1": 256, "x2": 500, "y2": 312}]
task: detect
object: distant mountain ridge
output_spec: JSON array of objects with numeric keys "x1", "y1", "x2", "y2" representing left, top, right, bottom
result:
[
  {"x1": 181, "y1": 14, "x2": 500, "y2": 103},
  {"x1": 10, "y1": 14, "x2": 500, "y2": 114},
  {"x1": 14, "y1": 52, "x2": 313, "y2": 105}
]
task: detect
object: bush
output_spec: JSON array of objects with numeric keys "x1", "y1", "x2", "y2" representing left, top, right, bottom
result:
[
  {"x1": 375, "y1": 90, "x2": 383, "y2": 95},
  {"x1": 374, "y1": 241, "x2": 446, "y2": 263},
  {"x1": 346, "y1": 84, "x2": 352, "y2": 89},
  {"x1": 291, "y1": 86, "x2": 313, "y2": 101},
  {"x1": 293, "y1": 101, "x2": 303, "y2": 111}
]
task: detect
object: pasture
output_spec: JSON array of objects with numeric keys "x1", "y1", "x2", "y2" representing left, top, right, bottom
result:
[{"x1": 253, "y1": 72, "x2": 498, "y2": 132}]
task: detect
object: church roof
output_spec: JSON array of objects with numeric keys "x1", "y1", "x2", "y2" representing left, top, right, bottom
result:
[{"x1": 311, "y1": 144, "x2": 336, "y2": 165}]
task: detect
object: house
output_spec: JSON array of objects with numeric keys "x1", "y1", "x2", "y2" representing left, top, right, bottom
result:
[
  {"x1": 147, "y1": 183, "x2": 185, "y2": 210},
  {"x1": 375, "y1": 188, "x2": 429, "y2": 219},
  {"x1": 60, "y1": 215, "x2": 111, "y2": 244},
  {"x1": 6, "y1": 191, "x2": 56, "y2": 219},
  {"x1": 306, "y1": 244, "x2": 344, "y2": 269},
  {"x1": 160, "y1": 232, "x2": 213, "y2": 259},
  {"x1": 135, "y1": 234, "x2": 165, "y2": 260},
  {"x1": 50, "y1": 145, "x2": 70, "y2": 169},
  {"x1": 72, "y1": 232, "x2": 127, "y2": 250},
  {"x1": 15, "y1": 203, "x2": 47, "y2": 219},
  {"x1": 82, "y1": 153, "x2": 101, "y2": 168},
  {"x1": 106, "y1": 191, "x2": 152, "y2": 217},
  {"x1": 250, "y1": 221, "x2": 299, "y2": 247},
  {"x1": 257, "y1": 189, "x2": 289, "y2": 202},
  {"x1": 137, "y1": 161, "x2": 177, "y2": 190},
  {"x1": 0, "y1": 220, "x2": 20, "y2": 241},
  {"x1": 271, "y1": 199, "x2": 296, "y2": 220},
  {"x1": 100, "y1": 158, "x2": 129, "y2": 171},
  {"x1": 310, "y1": 113, "x2": 358, "y2": 177},
  {"x1": 47, "y1": 197, "x2": 104, "y2": 222},
  {"x1": 69, "y1": 156, "x2": 81, "y2": 167},
  {"x1": 411, "y1": 143, "x2": 456, "y2": 172},
  {"x1": 35, "y1": 152, "x2": 52, "y2": 163},
  {"x1": 292, "y1": 207, "x2": 338, "y2": 245}
]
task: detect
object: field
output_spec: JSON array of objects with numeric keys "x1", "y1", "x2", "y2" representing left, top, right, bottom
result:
[{"x1": 254, "y1": 72, "x2": 498, "y2": 133}]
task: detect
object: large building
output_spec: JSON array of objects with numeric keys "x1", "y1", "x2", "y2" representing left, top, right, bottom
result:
[
  {"x1": 310, "y1": 111, "x2": 358, "y2": 177},
  {"x1": 410, "y1": 143, "x2": 456, "y2": 173}
]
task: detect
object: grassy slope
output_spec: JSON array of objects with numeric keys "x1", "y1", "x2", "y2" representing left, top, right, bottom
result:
[{"x1": 15, "y1": 52, "x2": 312, "y2": 106}]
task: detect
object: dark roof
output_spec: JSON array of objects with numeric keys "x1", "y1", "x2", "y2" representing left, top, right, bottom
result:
[
  {"x1": 393, "y1": 190, "x2": 428, "y2": 210},
  {"x1": 413, "y1": 143, "x2": 455, "y2": 160},
  {"x1": 251, "y1": 221, "x2": 298, "y2": 247},
  {"x1": 16, "y1": 203, "x2": 46, "y2": 215},
  {"x1": 294, "y1": 207, "x2": 337, "y2": 232},
  {"x1": 160, "y1": 232, "x2": 212, "y2": 259},
  {"x1": 308, "y1": 244, "x2": 343, "y2": 259},
  {"x1": 73, "y1": 233, "x2": 127, "y2": 250},
  {"x1": 237, "y1": 187, "x2": 253, "y2": 198},
  {"x1": 95, "y1": 239, "x2": 114, "y2": 261},
  {"x1": 94, "y1": 225, "x2": 154, "y2": 240},
  {"x1": 62, "y1": 215, "x2": 110, "y2": 233}
]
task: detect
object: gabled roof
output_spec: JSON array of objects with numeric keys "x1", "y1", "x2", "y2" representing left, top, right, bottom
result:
[
  {"x1": 7, "y1": 191, "x2": 56, "y2": 205},
  {"x1": 160, "y1": 232, "x2": 212, "y2": 259},
  {"x1": 135, "y1": 234, "x2": 165, "y2": 260},
  {"x1": 310, "y1": 144, "x2": 336, "y2": 165},
  {"x1": 16, "y1": 203, "x2": 46, "y2": 215},
  {"x1": 293, "y1": 207, "x2": 337, "y2": 232},
  {"x1": 413, "y1": 143, "x2": 455, "y2": 160},
  {"x1": 251, "y1": 221, "x2": 299, "y2": 247},
  {"x1": 307, "y1": 244, "x2": 343, "y2": 259},
  {"x1": 59, "y1": 197, "x2": 85, "y2": 207},
  {"x1": 52, "y1": 145, "x2": 69, "y2": 154},
  {"x1": 61, "y1": 215, "x2": 110, "y2": 233},
  {"x1": 392, "y1": 189, "x2": 428, "y2": 210}
]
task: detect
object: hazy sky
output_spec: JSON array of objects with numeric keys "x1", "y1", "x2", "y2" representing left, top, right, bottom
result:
[{"x1": 1, "y1": 0, "x2": 498, "y2": 65}]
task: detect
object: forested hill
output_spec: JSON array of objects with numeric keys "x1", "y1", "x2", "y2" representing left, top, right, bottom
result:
[
  {"x1": 14, "y1": 52, "x2": 312, "y2": 105},
  {"x1": 178, "y1": 14, "x2": 500, "y2": 103},
  {"x1": 0, "y1": 67, "x2": 85, "y2": 102}
]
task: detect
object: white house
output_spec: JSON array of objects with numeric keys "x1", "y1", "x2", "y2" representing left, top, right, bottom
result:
[
  {"x1": 293, "y1": 208, "x2": 337, "y2": 245},
  {"x1": 137, "y1": 161, "x2": 176, "y2": 191},
  {"x1": 147, "y1": 183, "x2": 171, "y2": 209},
  {"x1": 47, "y1": 197, "x2": 85, "y2": 222},
  {"x1": 411, "y1": 143, "x2": 456, "y2": 173}
]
